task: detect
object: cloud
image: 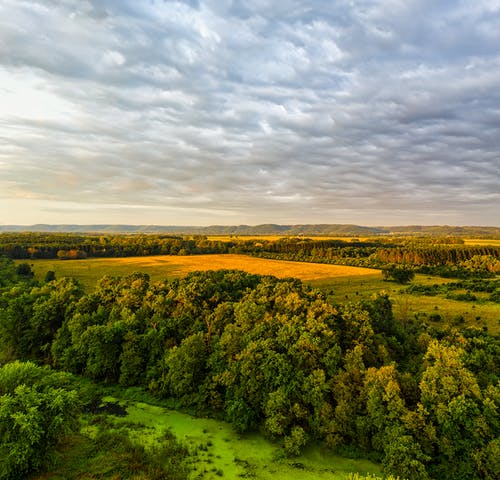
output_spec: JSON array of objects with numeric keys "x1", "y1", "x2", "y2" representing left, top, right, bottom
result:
[{"x1": 0, "y1": 0, "x2": 499, "y2": 225}]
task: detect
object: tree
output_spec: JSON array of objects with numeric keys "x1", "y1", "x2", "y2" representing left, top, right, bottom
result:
[
  {"x1": 382, "y1": 264, "x2": 415, "y2": 284},
  {"x1": 15, "y1": 263, "x2": 34, "y2": 279},
  {"x1": 415, "y1": 340, "x2": 487, "y2": 479},
  {"x1": 44, "y1": 271, "x2": 56, "y2": 282},
  {"x1": 0, "y1": 257, "x2": 17, "y2": 287},
  {"x1": 0, "y1": 361, "x2": 80, "y2": 480}
]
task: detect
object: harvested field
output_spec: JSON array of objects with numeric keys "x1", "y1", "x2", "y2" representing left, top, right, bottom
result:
[
  {"x1": 126, "y1": 254, "x2": 380, "y2": 280},
  {"x1": 28, "y1": 254, "x2": 380, "y2": 290}
]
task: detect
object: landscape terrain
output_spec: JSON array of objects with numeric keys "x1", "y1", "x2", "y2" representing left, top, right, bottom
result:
[
  {"x1": 2, "y1": 0, "x2": 499, "y2": 479},
  {"x1": 0, "y1": 227, "x2": 499, "y2": 480}
]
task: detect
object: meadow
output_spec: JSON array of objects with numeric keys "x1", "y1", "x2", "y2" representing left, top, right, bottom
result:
[
  {"x1": 27, "y1": 254, "x2": 381, "y2": 290},
  {"x1": 26, "y1": 254, "x2": 499, "y2": 334}
]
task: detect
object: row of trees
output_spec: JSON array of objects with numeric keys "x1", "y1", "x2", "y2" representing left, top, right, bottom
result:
[
  {"x1": 1, "y1": 233, "x2": 498, "y2": 272},
  {"x1": 0, "y1": 263, "x2": 498, "y2": 479},
  {"x1": 0, "y1": 233, "x2": 234, "y2": 259}
]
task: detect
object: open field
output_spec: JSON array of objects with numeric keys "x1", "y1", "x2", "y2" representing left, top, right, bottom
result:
[
  {"x1": 463, "y1": 238, "x2": 500, "y2": 246},
  {"x1": 24, "y1": 254, "x2": 499, "y2": 334},
  {"x1": 311, "y1": 273, "x2": 499, "y2": 334},
  {"x1": 27, "y1": 254, "x2": 381, "y2": 290}
]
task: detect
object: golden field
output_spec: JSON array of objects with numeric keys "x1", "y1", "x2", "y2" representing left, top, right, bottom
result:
[{"x1": 29, "y1": 254, "x2": 380, "y2": 290}]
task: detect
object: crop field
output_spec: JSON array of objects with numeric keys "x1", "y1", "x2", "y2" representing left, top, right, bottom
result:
[{"x1": 27, "y1": 254, "x2": 381, "y2": 290}]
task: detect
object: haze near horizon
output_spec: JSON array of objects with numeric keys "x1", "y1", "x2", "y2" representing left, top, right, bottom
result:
[{"x1": 0, "y1": 1, "x2": 499, "y2": 226}]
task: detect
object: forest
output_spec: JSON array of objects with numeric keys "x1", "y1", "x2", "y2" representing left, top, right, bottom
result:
[{"x1": 0, "y1": 248, "x2": 499, "y2": 480}]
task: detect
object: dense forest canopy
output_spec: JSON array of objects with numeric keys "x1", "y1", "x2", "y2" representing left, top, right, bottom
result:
[{"x1": 0, "y1": 259, "x2": 498, "y2": 480}]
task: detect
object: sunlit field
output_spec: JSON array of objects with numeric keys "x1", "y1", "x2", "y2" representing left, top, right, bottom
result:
[
  {"x1": 25, "y1": 254, "x2": 499, "y2": 334},
  {"x1": 27, "y1": 254, "x2": 381, "y2": 290},
  {"x1": 463, "y1": 238, "x2": 500, "y2": 246}
]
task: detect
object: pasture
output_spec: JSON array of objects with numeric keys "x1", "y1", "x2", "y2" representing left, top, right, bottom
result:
[{"x1": 463, "y1": 238, "x2": 500, "y2": 246}]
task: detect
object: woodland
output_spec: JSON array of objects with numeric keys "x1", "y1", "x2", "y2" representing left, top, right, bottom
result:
[{"x1": 0, "y1": 232, "x2": 499, "y2": 480}]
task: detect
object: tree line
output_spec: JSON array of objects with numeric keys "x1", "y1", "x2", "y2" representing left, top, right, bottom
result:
[{"x1": 0, "y1": 261, "x2": 498, "y2": 479}]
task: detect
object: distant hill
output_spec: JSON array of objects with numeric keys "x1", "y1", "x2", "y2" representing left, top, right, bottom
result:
[{"x1": 0, "y1": 224, "x2": 499, "y2": 237}]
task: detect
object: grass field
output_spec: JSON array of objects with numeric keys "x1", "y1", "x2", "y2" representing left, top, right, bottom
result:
[
  {"x1": 463, "y1": 238, "x2": 500, "y2": 246},
  {"x1": 25, "y1": 254, "x2": 499, "y2": 334},
  {"x1": 312, "y1": 273, "x2": 499, "y2": 334},
  {"x1": 27, "y1": 254, "x2": 381, "y2": 290}
]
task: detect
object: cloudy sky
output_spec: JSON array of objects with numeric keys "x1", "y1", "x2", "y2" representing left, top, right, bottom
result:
[{"x1": 1, "y1": 0, "x2": 499, "y2": 226}]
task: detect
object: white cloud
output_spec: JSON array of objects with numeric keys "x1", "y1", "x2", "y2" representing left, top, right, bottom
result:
[{"x1": 0, "y1": 0, "x2": 498, "y2": 226}]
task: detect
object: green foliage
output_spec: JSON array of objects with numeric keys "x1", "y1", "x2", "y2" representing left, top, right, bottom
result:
[
  {"x1": 15, "y1": 263, "x2": 34, "y2": 278},
  {"x1": 44, "y1": 270, "x2": 56, "y2": 282},
  {"x1": 0, "y1": 277, "x2": 83, "y2": 361},
  {"x1": 0, "y1": 361, "x2": 80, "y2": 480},
  {"x1": 84, "y1": 425, "x2": 190, "y2": 480},
  {"x1": 382, "y1": 265, "x2": 415, "y2": 284},
  {"x1": 0, "y1": 257, "x2": 17, "y2": 287},
  {"x1": 0, "y1": 267, "x2": 498, "y2": 479}
]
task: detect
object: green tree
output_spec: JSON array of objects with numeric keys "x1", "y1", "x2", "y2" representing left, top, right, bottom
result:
[
  {"x1": 382, "y1": 264, "x2": 415, "y2": 284},
  {"x1": 0, "y1": 361, "x2": 80, "y2": 480}
]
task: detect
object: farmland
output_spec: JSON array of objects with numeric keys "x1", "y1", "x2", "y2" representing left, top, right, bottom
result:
[{"x1": 27, "y1": 254, "x2": 381, "y2": 290}]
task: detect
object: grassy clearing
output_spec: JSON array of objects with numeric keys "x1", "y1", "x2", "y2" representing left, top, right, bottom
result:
[
  {"x1": 312, "y1": 273, "x2": 499, "y2": 335},
  {"x1": 26, "y1": 254, "x2": 380, "y2": 291}
]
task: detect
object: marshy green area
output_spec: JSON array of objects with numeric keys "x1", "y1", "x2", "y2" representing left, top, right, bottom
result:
[
  {"x1": 99, "y1": 395, "x2": 381, "y2": 480},
  {"x1": 34, "y1": 386, "x2": 382, "y2": 480},
  {"x1": 70, "y1": 390, "x2": 381, "y2": 480}
]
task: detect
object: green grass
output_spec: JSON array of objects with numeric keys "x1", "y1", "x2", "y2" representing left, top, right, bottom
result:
[
  {"x1": 27, "y1": 257, "x2": 180, "y2": 290},
  {"x1": 311, "y1": 273, "x2": 500, "y2": 335}
]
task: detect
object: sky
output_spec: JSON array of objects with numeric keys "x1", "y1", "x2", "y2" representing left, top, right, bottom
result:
[{"x1": 0, "y1": 0, "x2": 499, "y2": 226}]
